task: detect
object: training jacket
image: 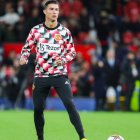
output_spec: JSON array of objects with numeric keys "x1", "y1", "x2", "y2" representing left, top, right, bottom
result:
[{"x1": 21, "y1": 23, "x2": 76, "y2": 77}]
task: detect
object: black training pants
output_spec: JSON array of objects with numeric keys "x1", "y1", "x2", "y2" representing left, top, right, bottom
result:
[{"x1": 33, "y1": 75, "x2": 84, "y2": 140}]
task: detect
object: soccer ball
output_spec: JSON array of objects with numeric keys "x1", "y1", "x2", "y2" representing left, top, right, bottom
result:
[{"x1": 107, "y1": 135, "x2": 124, "y2": 140}]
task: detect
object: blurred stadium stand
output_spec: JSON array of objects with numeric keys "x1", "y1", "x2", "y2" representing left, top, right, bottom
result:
[{"x1": 0, "y1": 0, "x2": 140, "y2": 111}]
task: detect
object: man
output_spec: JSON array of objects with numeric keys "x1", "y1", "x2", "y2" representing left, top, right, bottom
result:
[{"x1": 20, "y1": 0, "x2": 87, "y2": 140}]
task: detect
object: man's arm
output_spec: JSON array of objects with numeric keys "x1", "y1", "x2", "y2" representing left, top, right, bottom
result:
[
  {"x1": 20, "y1": 29, "x2": 36, "y2": 65},
  {"x1": 61, "y1": 29, "x2": 76, "y2": 64},
  {"x1": 55, "y1": 29, "x2": 76, "y2": 66}
]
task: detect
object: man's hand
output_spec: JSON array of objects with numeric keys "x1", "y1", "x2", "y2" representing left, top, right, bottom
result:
[
  {"x1": 19, "y1": 57, "x2": 28, "y2": 65},
  {"x1": 55, "y1": 59, "x2": 64, "y2": 66}
]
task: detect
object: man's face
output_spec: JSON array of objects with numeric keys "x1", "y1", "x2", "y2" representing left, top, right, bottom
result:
[{"x1": 43, "y1": 4, "x2": 59, "y2": 22}]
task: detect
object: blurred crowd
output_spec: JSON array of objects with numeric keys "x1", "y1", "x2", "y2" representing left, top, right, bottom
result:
[{"x1": 0, "y1": 0, "x2": 140, "y2": 111}]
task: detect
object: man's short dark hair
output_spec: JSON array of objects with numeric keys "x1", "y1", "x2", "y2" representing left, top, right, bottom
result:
[{"x1": 42, "y1": 0, "x2": 59, "y2": 9}]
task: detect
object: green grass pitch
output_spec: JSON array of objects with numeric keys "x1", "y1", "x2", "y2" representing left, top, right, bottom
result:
[{"x1": 0, "y1": 110, "x2": 139, "y2": 140}]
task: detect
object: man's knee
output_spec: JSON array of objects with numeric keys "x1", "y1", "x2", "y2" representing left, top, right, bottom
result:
[
  {"x1": 34, "y1": 104, "x2": 44, "y2": 113},
  {"x1": 64, "y1": 100, "x2": 75, "y2": 110}
]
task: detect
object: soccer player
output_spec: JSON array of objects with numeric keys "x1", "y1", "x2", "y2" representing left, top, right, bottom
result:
[{"x1": 20, "y1": 0, "x2": 87, "y2": 140}]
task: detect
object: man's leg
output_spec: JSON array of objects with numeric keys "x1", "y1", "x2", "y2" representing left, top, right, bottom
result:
[
  {"x1": 33, "y1": 78, "x2": 50, "y2": 140},
  {"x1": 54, "y1": 76, "x2": 86, "y2": 140}
]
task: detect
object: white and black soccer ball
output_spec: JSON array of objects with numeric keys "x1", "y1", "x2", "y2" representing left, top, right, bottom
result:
[{"x1": 107, "y1": 135, "x2": 124, "y2": 140}]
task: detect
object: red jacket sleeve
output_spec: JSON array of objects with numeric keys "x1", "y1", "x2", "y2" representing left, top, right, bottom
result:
[
  {"x1": 21, "y1": 28, "x2": 36, "y2": 60},
  {"x1": 61, "y1": 29, "x2": 76, "y2": 63}
]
